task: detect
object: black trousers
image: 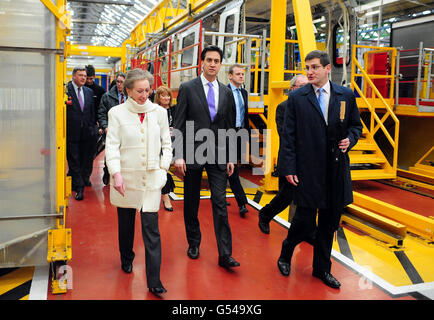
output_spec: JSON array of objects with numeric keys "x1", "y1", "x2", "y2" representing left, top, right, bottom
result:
[
  {"x1": 66, "y1": 132, "x2": 96, "y2": 191},
  {"x1": 261, "y1": 176, "x2": 294, "y2": 222},
  {"x1": 279, "y1": 206, "x2": 335, "y2": 273},
  {"x1": 183, "y1": 164, "x2": 232, "y2": 257},
  {"x1": 227, "y1": 164, "x2": 248, "y2": 207},
  {"x1": 117, "y1": 208, "x2": 162, "y2": 288}
]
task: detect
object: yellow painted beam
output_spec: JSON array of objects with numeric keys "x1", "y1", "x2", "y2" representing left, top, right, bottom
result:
[
  {"x1": 353, "y1": 192, "x2": 434, "y2": 241},
  {"x1": 263, "y1": 0, "x2": 288, "y2": 192},
  {"x1": 68, "y1": 45, "x2": 122, "y2": 58},
  {"x1": 40, "y1": 0, "x2": 71, "y2": 31},
  {"x1": 346, "y1": 204, "x2": 407, "y2": 238},
  {"x1": 341, "y1": 213, "x2": 404, "y2": 247},
  {"x1": 292, "y1": 0, "x2": 317, "y2": 66}
]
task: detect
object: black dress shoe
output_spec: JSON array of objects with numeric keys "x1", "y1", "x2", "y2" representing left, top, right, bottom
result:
[
  {"x1": 149, "y1": 286, "x2": 167, "y2": 296},
  {"x1": 187, "y1": 246, "x2": 199, "y2": 259},
  {"x1": 226, "y1": 202, "x2": 231, "y2": 206},
  {"x1": 121, "y1": 262, "x2": 133, "y2": 274},
  {"x1": 312, "y1": 270, "x2": 341, "y2": 289},
  {"x1": 75, "y1": 189, "x2": 84, "y2": 201},
  {"x1": 277, "y1": 259, "x2": 290, "y2": 276},
  {"x1": 258, "y1": 213, "x2": 270, "y2": 234},
  {"x1": 239, "y1": 205, "x2": 248, "y2": 217},
  {"x1": 218, "y1": 256, "x2": 240, "y2": 269}
]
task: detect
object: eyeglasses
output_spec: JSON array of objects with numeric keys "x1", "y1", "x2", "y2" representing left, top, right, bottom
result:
[{"x1": 303, "y1": 65, "x2": 324, "y2": 72}]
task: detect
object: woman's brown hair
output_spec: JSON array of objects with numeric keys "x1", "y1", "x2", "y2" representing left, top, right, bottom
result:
[{"x1": 154, "y1": 85, "x2": 173, "y2": 107}]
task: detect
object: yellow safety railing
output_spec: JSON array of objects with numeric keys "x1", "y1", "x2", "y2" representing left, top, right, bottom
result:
[{"x1": 351, "y1": 44, "x2": 400, "y2": 174}]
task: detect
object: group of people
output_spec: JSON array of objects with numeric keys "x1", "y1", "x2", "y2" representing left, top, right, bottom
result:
[{"x1": 66, "y1": 45, "x2": 362, "y2": 297}]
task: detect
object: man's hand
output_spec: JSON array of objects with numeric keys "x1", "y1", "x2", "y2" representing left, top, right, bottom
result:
[
  {"x1": 286, "y1": 174, "x2": 299, "y2": 186},
  {"x1": 227, "y1": 162, "x2": 234, "y2": 177},
  {"x1": 113, "y1": 172, "x2": 125, "y2": 197},
  {"x1": 338, "y1": 138, "x2": 350, "y2": 153},
  {"x1": 105, "y1": 128, "x2": 108, "y2": 134},
  {"x1": 174, "y1": 158, "x2": 186, "y2": 176}
]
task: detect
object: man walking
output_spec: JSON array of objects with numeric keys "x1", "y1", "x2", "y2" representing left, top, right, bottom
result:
[
  {"x1": 66, "y1": 66, "x2": 97, "y2": 200},
  {"x1": 227, "y1": 64, "x2": 250, "y2": 217},
  {"x1": 277, "y1": 50, "x2": 362, "y2": 289},
  {"x1": 258, "y1": 74, "x2": 308, "y2": 234},
  {"x1": 173, "y1": 46, "x2": 240, "y2": 269}
]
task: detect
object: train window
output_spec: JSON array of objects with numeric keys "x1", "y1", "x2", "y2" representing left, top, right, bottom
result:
[
  {"x1": 223, "y1": 14, "x2": 235, "y2": 60},
  {"x1": 181, "y1": 33, "x2": 195, "y2": 67},
  {"x1": 332, "y1": 24, "x2": 351, "y2": 67}
]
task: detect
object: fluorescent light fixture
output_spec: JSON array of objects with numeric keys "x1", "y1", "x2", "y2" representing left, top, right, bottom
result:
[
  {"x1": 355, "y1": 0, "x2": 399, "y2": 12},
  {"x1": 366, "y1": 10, "x2": 380, "y2": 16}
]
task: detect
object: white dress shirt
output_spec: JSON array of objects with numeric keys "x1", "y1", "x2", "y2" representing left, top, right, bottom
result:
[
  {"x1": 312, "y1": 81, "x2": 331, "y2": 124},
  {"x1": 201, "y1": 74, "x2": 219, "y2": 113},
  {"x1": 71, "y1": 80, "x2": 85, "y2": 105}
]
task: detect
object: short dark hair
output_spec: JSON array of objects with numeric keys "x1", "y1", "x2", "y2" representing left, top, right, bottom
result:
[
  {"x1": 72, "y1": 66, "x2": 86, "y2": 75},
  {"x1": 200, "y1": 45, "x2": 223, "y2": 62},
  {"x1": 116, "y1": 72, "x2": 126, "y2": 79},
  {"x1": 305, "y1": 50, "x2": 331, "y2": 67},
  {"x1": 228, "y1": 64, "x2": 244, "y2": 74},
  {"x1": 85, "y1": 65, "x2": 96, "y2": 77}
]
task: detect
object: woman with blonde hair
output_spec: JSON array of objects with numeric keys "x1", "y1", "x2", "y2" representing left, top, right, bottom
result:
[
  {"x1": 154, "y1": 85, "x2": 175, "y2": 212},
  {"x1": 105, "y1": 69, "x2": 172, "y2": 296}
]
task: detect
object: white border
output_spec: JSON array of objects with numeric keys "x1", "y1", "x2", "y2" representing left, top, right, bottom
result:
[{"x1": 28, "y1": 264, "x2": 49, "y2": 300}]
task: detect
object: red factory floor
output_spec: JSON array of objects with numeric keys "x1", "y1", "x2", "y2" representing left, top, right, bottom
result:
[{"x1": 47, "y1": 153, "x2": 430, "y2": 300}]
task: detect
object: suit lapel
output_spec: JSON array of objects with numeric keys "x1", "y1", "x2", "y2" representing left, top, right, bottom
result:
[
  {"x1": 68, "y1": 82, "x2": 82, "y2": 112},
  {"x1": 328, "y1": 82, "x2": 343, "y2": 125},
  {"x1": 195, "y1": 77, "x2": 211, "y2": 120},
  {"x1": 305, "y1": 84, "x2": 326, "y2": 123}
]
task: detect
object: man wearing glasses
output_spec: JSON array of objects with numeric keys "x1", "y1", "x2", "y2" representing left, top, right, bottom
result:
[{"x1": 277, "y1": 50, "x2": 362, "y2": 289}]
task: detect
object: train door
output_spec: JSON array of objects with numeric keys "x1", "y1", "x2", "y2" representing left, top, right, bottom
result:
[
  {"x1": 217, "y1": 0, "x2": 244, "y2": 70},
  {"x1": 170, "y1": 21, "x2": 202, "y2": 91}
]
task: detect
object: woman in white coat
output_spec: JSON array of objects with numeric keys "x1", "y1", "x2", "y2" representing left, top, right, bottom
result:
[{"x1": 105, "y1": 68, "x2": 172, "y2": 296}]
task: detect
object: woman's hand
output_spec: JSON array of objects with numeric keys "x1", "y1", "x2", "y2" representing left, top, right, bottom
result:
[{"x1": 113, "y1": 172, "x2": 125, "y2": 197}]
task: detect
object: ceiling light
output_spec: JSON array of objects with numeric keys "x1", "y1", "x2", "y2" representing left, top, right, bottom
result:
[{"x1": 366, "y1": 10, "x2": 380, "y2": 16}]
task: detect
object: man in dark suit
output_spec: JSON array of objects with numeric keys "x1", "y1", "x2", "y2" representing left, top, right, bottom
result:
[
  {"x1": 227, "y1": 64, "x2": 250, "y2": 217},
  {"x1": 84, "y1": 64, "x2": 106, "y2": 185},
  {"x1": 66, "y1": 66, "x2": 97, "y2": 200},
  {"x1": 278, "y1": 50, "x2": 362, "y2": 289},
  {"x1": 97, "y1": 73, "x2": 126, "y2": 185},
  {"x1": 258, "y1": 74, "x2": 308, "y2": 234},
  {"x1": 173, "y1": 46, "x2": 240, "y2": 269}
]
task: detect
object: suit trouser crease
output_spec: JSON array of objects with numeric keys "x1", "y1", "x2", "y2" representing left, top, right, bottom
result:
[
  {"x1": 183, "y1": 164, "x2": 232, "y2": 257},
  {"x1": 117, "y1": 208, "x2": 162, "y2": 288},
  {"x1": 261, "y1": 178, "x2": 294, "y2": 222},
  {"x1": 66, "y1": 132, "x2": 96, "y2": 190},
  {"x1": 280, "y1": 207, "x2": 334, "y2": 273},
  {"x1": 227, "y1": 164, "x2": 248, "y2": 207}
]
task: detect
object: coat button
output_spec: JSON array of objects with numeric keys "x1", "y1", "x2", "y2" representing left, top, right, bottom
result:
[
  {"x1": 142, "y1": 153, "x2": 145, "y2": 158},
  {"x1": 141, "y1": 138, "x2": 144, "y2": 143},
  {"x1": 140, "y1": 128, "x2": 144, "y2": 133}
]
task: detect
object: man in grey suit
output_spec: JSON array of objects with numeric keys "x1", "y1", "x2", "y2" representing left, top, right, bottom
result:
[{"x1": 173, "y1": 45, "x2": 240, "y2": 269}]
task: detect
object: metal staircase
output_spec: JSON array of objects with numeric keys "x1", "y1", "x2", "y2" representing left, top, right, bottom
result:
[{"x1": 349, "y1": 45, "x2": 399, "y2": 181}]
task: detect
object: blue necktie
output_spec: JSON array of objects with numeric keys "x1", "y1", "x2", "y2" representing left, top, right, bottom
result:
[
  {"x1": 207, "y1": 82, "x2": 216, "y2": 121},
  {"x1": 317, "y1": 87, "x2": 326, "y2": 119},
  {"x1": 236, "y1": 88, "x2": 244, "y2": 127}
]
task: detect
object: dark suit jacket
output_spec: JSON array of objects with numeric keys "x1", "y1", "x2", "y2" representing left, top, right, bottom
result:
[
  {"x1": 279, "y1": 81, "x2": 362, "y2": 209},
  {"x1": 173, "y1": 77, "x2": 236, "y2": 170},
  {"x1": 275, "y1": 99, "x2": 287, "y2": 175},
  {"x1": 66, "y1": 81, "x2": 96, "y2": 142},
  {"x1": 228, "y1": 84, "x2": 249, "y2": 129}
]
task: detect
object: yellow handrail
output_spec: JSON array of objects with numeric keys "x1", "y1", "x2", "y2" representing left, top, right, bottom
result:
[
  {"x1": 415, "y1": 146, "x2": 434, "y2": 165},
  {"x1": 351, "y1": 44, "x2": 400, "y2": 173}
]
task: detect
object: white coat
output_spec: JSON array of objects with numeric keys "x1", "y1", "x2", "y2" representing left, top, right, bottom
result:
[{"x1": 105, "y1": 97, "x2": 172, "y2": 212}]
